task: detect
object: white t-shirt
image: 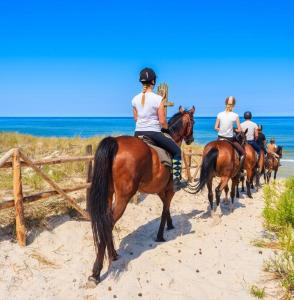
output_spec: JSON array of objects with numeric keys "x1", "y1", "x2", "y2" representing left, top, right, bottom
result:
[
  {"x1": 217, "y1": 111, "x2": 238, "y2": 138},
  {"x1": 241, "y1": 120, "x2": 258, "y2": 141},
  {"x1": 132, "y1": 92, "x2": 162, "y2": 132}
]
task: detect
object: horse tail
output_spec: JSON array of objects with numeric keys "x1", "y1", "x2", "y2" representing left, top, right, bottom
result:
[
  {"x1": 89, "y1": 137, "x2": 118, "y2": 255},
  {"x1": 195, "y1": 148, "x2": 219, "y2": 193}
]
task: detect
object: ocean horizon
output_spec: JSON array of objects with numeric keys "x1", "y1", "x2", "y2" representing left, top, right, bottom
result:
[{"x1": 1, "y1": 116, "x2": 293, "y2": 177}]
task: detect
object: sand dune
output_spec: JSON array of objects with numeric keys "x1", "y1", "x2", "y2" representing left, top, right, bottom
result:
[{"x1": 0, "y1": 187, "x2": 278, "y2": 300}]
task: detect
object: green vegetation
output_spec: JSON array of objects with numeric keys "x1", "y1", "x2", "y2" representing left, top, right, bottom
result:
[
  {"x1": 262, "y1": 178, "x2": 294, "y2": 298},
  {"x1": 249, "y1": 285, "x2": 266, "y2": 299},
  {"x1": 0, "y1": 132, "x2": 103, "y2": 192}
]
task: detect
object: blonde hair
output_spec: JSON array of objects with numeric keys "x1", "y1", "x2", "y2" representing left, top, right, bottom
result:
[
  {"x1": 225, "y1": 96, "x2": 236, "y2": 105},
  {"x1": 141, "y1": 84, "x2": 150, "y2": 106}
]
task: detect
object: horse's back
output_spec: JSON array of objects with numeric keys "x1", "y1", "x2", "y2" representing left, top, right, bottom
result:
[
  {"x1": 203, "y1": 140, "x2": 238, "y2": 176},
  {"x1": 114, "y1": 135, "x2": 152, "y2": 169},
  {"x1": 112, "y1": 136, "x2": 168, "y2": 192}
]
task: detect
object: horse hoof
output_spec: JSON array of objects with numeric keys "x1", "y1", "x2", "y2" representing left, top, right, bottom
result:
[
  {"x1": 167, "y1": 225, "x2": 175, "y2": 231},
  {"x1": 88, "y1": 275, "x2": 100, "y2": 286},
  {"x1": 155, "y1": 237, "x2": 166, "y2": 242},
  {"x1": 248, "y1": 195, "x2": 253, "y2": 199},
  {"x1": 111, "y1": 254, "x2": 120, "y2": 261}
]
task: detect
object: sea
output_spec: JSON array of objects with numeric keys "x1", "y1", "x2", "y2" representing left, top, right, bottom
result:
[{"x1": 0, "y1": 116, "x2": 293, "y2": 177}]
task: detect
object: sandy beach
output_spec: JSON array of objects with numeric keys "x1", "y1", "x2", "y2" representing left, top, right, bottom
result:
[{"x1": 0, "y1": 185, "x2": 280, "y2": 300}]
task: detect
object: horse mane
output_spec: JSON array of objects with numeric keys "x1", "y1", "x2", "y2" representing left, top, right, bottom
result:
[{"x1": 168, "y1": 112, "x2": 184, "y2": 133}]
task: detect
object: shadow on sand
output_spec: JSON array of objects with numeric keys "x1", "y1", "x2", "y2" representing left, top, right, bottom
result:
[{"x1": 102, "y1": 209, "x2": 203, "y2": 281}]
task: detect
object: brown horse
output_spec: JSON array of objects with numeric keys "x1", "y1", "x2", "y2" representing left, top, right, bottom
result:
[
  {"x1": 265, "y1": 146, "x2": 283, "y2": 183},
  {"x1": 88, "y1": 106, "x2": 195, "y2": 284},
  {"x1": 256, "y1": 149, "x2": 265, "y2": 188},
  {"x1": 194, "y1": 131, "x2": 246, "y2": 213},
  {"x1": 238, "y1": 143, "x2": 258, "y2": 198}
]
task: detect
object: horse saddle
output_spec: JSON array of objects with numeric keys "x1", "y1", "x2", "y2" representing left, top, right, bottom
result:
[{"x1": 137, "y1": 135, "x2": 173, "y2": 168}]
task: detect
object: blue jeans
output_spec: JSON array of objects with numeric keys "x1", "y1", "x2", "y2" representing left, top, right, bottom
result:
[{"x1": 248, "y1": 140, "x2": 261, "y2": 154}]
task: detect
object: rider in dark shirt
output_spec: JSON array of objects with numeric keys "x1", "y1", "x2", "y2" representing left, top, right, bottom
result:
[{"x1": 256, "y1": 124, "x2": 267, "y2": 154}]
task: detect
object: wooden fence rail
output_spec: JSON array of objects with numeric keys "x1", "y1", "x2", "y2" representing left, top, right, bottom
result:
[
  {"x1": 0, "y1": 145, "x2": 201, "y2": 246},
  {"x1": 0, "y1": 146, "x2": 94, "y2": 246}
]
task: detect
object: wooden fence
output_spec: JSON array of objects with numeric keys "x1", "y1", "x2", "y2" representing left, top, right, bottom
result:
[{"x1": 0, "y1": 146, "x2": 201, "y2": 247}]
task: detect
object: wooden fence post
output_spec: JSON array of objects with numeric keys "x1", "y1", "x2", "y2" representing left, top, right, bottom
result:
[
  {"x1": 12, "y1": 148, "x2": 26, "y2": 246},
  {"x1": 183, "y1": 149, "x2": 192, "y2": 182},
  {"x1": 85, "y1": 144, "x2": 93, "y2": 212}
]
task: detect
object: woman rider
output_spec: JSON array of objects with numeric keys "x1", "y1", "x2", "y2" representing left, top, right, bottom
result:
[
  {"x1": 214, "y1": 96, "x2": 245, "y2": 168},
  {"x1": 132, "y1": 67, "x2": 185, "y2": 191}
]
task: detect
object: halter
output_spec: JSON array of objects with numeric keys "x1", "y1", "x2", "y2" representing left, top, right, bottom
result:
[{"x1": 168, "y1": 112, "x2": 194, "y2": 142}]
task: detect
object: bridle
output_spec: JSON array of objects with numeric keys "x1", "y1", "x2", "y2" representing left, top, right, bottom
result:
[{"x1": 168, "y1": 112, "x2": 194, "y2": 144}]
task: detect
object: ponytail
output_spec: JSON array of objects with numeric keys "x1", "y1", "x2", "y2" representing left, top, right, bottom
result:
[{"x1": 141, "y1": 85, "x2": 148, "y2": 106}]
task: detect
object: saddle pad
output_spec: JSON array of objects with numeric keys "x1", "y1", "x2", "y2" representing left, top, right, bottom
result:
[{"x1": 138, "y1": 136, "x2": 172, "y2": 168}]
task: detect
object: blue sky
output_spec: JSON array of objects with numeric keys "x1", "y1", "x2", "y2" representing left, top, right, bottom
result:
[{"x1": 0, "y1": 0, "x2": 293, "y2": 116}]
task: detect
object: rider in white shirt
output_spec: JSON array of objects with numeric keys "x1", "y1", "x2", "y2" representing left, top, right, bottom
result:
[
  {"x1": 214, "y1": 96, "x2": 245, "y2": 167},
  {"x1": 241, "y1": 111, "x2": 261, "y2": 154},
  {"x1": 132, "y1": 67, "x2": 185, "y2": 191}
]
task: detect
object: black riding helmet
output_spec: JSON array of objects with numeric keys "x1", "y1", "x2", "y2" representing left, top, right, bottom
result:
[
  {"x1": 244, "y1": 111, "x2": 252, "y2": 120},
  {"x1": 139, "y1": 68, "x2": 157, "y2": 85}
]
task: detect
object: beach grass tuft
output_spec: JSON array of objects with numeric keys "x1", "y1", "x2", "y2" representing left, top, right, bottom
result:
[
  {"x1": 249, "y1": 285, "x2": 266, "y2": 299},
  {"x1": 262, "y1": 177, "x2": 294, "y2": 298}
]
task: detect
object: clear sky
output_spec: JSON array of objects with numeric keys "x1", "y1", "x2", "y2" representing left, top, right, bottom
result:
[{"x1": 0, "y1": 0, "x2": 293, "y2": 117}]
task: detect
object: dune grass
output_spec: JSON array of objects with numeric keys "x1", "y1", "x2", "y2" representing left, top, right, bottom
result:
[
  {"x1": 0, "y1": 132, "x2": 103, "y2": 193},
  {"x1": 262, "y1": 178, "x2": 294, "y2": 298},
  {"x1": 249, "y1": 285, "x2": 266, "y2": 299}
]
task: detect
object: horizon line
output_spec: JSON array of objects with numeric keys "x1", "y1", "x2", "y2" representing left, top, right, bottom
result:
[{"x1": 0, "y1": 115, "x2": 294, "y2": 118}]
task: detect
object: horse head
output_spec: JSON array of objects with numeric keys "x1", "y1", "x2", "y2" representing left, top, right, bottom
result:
[
  {"x1": 276, "y1": 146, "x2": 283, "y2": 158},
  {"x1": 168, "y1": 106, "x2": 195, "y2": 145},
  {"x1": 235, "y1": 128, "x2": 247, "y2": 146}
]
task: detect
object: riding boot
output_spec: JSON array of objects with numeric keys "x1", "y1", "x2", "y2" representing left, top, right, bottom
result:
[{"x1": 172, "y1": 159, "x2": 187, "y2": 191}]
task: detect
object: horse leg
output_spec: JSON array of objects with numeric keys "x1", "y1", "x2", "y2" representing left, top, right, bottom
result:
[
  {"x1": 89, "y1": 241, "x2": 106, "y2": 284},
  {"x1": 224, "y1": 185, "x2": 229, "y2": 203},
  {"x1": 236, "y1": 177, "x2": 240, "y2": 198},
  {"x1": 230, "y1": 177, "x2": 238, "y2": 211},
  {"x1": 157, "y1": 184, "x2": 174, "y2": 241},
  {"x1": 207, "y1": 179, "x2": 213, "y2": 212},
  {"x1": 246, "y1": 170, "x2": 253, "y2": 198},
  {"x1": 158, "y1": 182, "x2": 175, "y2": 231},
  {"x1": 255, "y1": 169, "x2": 260, "y2": 191},
  {"x1": 274, "y1": 169, "x2": 278, "y2": 180},
  {"x1": 215, "y1": 177, "x2": 229, "y2": 211},
  {"x1": 268, "y1": 171, "x2": 272, "y2": 183},
  {"x1": 241, "y1": 175, "x2": 245, "y2": 192}
]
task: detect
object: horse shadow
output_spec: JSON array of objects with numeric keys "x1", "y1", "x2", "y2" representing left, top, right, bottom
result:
[{"x1": 102, "y1": 209, "x2": 203, "y2": 282}]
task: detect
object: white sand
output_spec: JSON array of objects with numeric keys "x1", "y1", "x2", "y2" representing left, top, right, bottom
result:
[{"x1": 0, "y1": 188, "x2": 279, "y2": 300}]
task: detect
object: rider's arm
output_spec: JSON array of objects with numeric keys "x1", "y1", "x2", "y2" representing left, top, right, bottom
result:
[
  {"x1": 133, "y1": 107, "x2": 138, "y2": 122},
  {"x1": 158, "y1": 101, "x2": 168, "y2": 129},
  {"x1": 254, "y1": 127, "x2": 259, "y2": 140},
  {"x1": 235, "y1": 117, "x2": 242, "y2": 132},
  {"x1": 214, "y1": 118, "x2": 220, "y2": 132}
]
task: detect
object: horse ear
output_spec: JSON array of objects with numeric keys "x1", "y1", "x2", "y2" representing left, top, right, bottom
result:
[
  {"x1": 179, "y1": 106, "x2": 184, "y2": 114},
  {"x1": 189, "y1": 106, "x2": 195, "y2": 114},
  {"x1": 245, "y1": 128, "x2": 248, "y2": 134}
]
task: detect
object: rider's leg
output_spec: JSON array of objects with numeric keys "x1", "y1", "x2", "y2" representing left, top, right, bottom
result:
[
  {"x1": 232, "y1": 141, "x2": 245, "y2": 170},
  {"x1": 145, "y1": 132, "x2": 186, "y2": 191},
  {"x1": 248, "y1": 141, "x2": 260, "y2": 155}
]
